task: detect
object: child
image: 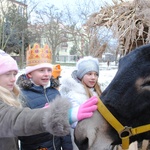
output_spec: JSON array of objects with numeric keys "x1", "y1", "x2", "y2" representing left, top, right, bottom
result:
[
  {"x1": 0, "y1": 49, "x2": 98, "y2": 150},
  {"x1": 50, "y1": 64, "x2": 62, "y2": 90},
  {"x1": 60, "y1": 56, "x2": 102, "y2": 128},
  {"x1": 17, "y1": 43, "x2": 73, "y2": 150},
  {"x1": 60, "y1": 56, "x2": 101, "y2": 150}
]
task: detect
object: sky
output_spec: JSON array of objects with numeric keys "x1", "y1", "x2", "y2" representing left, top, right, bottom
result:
[
  {"x1": 50, "y1": 0, "x2": 111, "y2": 9},
  {"x1": 35, "y1": 0, "x2": 114, "y2": 12},
  {"x1": 27, "y1": 0, "x2": 114, "y2": 24}
]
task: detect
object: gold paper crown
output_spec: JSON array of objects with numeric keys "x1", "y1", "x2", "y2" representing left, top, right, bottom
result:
[{"x1": 26, "y1": 43, "x2": 52, "y2": 66}]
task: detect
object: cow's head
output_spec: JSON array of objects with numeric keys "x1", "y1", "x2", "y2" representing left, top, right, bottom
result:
[{"x1": 74, "y1": 44, "x2": 150, "y2": 149}]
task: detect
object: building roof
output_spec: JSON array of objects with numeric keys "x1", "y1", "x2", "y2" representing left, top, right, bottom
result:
[{"x1": 9, "y1": 0, "x2": 27, "y2": 7}]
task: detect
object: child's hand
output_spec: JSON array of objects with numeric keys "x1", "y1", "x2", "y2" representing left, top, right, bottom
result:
[
  {"x1": 43, "y1": 103, "x2": 49, "y2": 108},
  {"x1": 69, "y1": 96, "x2": 98, "y2": 124},
  {"x1": 77, "y1": 96, "x2": 98, "y2": 121}
]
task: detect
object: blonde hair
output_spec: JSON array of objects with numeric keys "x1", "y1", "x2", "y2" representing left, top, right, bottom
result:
[
  {"x1": 82, "y1": 80, "x2": 102, "y2": 98},
  {"x1": 0, "y1": 85, "x2": 22, "y2": 108}
]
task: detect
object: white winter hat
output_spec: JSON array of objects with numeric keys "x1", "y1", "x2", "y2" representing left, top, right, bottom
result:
[{"x1": 76, "y1": 56, "x2": 99, "y2": 79}]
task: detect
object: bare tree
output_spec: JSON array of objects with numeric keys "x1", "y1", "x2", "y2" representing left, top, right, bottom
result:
[
  {"x1": 34, "y1": 5, "x2": 70, "y2": 63},
  {"x1": 30, "y1": 0, "x2": 116, "y2": 63},
  {"x1": 61, "y1": 0, "x2": 112, "y2": 58},
  {"x1": 0, "y1": 0, "x2": 43, "y2": 68},
  {"x1": 0, "y1": 0, "x2": 26, "y2": 50}
]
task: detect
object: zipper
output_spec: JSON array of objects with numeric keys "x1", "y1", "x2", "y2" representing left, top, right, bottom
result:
[
  {"x1": 44, "y1": 88, "x2": 50, "y2": 104},
  {"x1": 43, "y1": 88, "x2": 56, "y2": 150}
]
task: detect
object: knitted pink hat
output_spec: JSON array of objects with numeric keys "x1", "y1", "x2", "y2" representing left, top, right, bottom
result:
[{"x1": 0, "y1": 50, "x2": 18, "y2": 75}]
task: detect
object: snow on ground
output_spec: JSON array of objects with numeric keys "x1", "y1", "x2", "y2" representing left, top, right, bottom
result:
[
  {"x1": 17, "y1": 62, "x2": 118, "y2": 91},
  {"x1": 99, "y1": 62, "x2": 118, "y2": 91}
]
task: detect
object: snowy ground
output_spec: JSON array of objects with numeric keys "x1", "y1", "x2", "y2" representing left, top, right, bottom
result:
[
  {"x1": 17, "y1": 62, "x2": 118, "y2": 91},
  {"x1": 98, "y1": 62, "x2": 118, "y2": 91}
]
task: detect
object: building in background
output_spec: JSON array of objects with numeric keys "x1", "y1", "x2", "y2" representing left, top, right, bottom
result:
[{"x1": 0, "y1": 0, "x2": 27, "y2": 17}]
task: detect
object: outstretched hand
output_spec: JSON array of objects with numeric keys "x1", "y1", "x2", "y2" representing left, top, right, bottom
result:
[
  {"x1": 77, "y1": 96, "x2": 98, "y2": 121},
  {"x1": 69, "y1": 96, "x2": 98, "y2": 124}
]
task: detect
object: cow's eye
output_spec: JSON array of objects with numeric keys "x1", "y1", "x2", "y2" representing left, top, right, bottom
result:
[
  {"x1": 142, "y1": 81, "x2": 150, "y2": 87},
  {"x1": 135, "y1": 77, "x2": 150, "y2": 91}
]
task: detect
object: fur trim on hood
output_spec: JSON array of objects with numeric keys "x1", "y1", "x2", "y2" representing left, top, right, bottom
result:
[
  {"x1": 59, "y1": 71, "x2": 99, "y2": 106},
  {"x1": 43, "y1": 96, "x2": 71, "y2": 136},
  {"x1": 59, "y1": 74, "x2": 87, "y2": 97},
  {"x1": 16, "y1": 74, "x2": 32, "y2": 89}
]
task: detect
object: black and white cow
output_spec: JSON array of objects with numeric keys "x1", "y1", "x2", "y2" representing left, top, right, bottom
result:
[{"x1": 74, "y1": 44, "x2": 150, "y2": 150}]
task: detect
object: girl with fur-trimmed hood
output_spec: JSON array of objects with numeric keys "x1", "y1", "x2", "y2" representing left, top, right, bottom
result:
[
  {"x1": 0, "y1": 50, "x2": 98, "y2": 150},
  {"x1": 60, "y1": 56, "x2": 102, "y2": 128},
  {"x1": 59, "y1": 56, "x2": 101, "y2": 150}
]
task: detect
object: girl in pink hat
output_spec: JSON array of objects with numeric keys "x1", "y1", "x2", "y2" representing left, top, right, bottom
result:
[{"x1": 0, "y1": 50, "x2": 98, "y2": 150}]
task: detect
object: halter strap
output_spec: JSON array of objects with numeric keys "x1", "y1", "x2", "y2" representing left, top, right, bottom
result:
[{"x1": 97, "y1": 97, "x2": 150, "y2": 149}]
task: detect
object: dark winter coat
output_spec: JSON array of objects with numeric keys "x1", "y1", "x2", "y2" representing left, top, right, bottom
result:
[
  {"x1": 17, "y1": 74, "x2": 73, "y2": 150},
  {"x1": 0, "y1": 96, "x2": 71, "y2": 150}
]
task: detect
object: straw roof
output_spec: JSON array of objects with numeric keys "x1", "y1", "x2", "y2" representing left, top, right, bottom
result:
[{"x1": 85, "y1": 0, "x2": 150, "y2": 56}]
